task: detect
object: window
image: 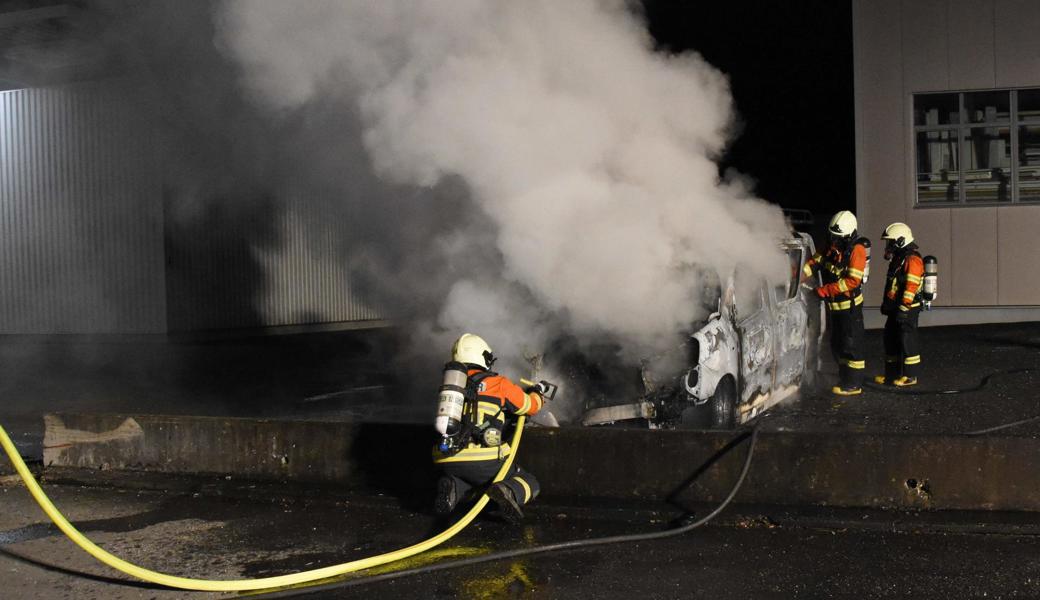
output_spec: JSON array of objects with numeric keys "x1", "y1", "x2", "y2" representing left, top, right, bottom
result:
[
  {"x1": 734, "y1": 271, "x2": 765, "y2": 322},
  {"x1": 913, "y1": 88, "x2": 1040, "y2": 205},
  {"x1": 775, "y1": 248, "x2": 802, "y2": 302}
]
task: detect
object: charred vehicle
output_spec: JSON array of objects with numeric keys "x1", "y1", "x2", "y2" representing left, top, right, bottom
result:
[{"x1": 582, "y1": 233, "x2": 824, "y2": 429}]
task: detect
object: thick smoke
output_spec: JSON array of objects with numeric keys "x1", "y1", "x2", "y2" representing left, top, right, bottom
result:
[{"x1": 216, "y1": 0, "x2": 789, "y2": 379}]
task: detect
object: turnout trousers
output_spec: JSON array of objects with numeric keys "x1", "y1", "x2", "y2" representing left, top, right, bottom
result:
[
  {"x1": 440, "y1": 458, "x2": 540, "y2": 507},
  {"x1": 829, "y1": 302, "x2": 865, "y2": 389},
  {"x1": 883, "y1": 309, "x2": 921, "y2": 380}
]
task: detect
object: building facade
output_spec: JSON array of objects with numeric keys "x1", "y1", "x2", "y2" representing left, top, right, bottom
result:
[{"x1": 854, "y1": 0, "x2": 1040, "y2": 326}]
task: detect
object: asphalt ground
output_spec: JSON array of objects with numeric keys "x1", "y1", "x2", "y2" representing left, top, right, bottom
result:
[
  {"x1": 768, "y1": 320, "x2": 1040, "y2": 436},
  {"x1": 2, "y1": 475, "x2": 1039, "y2": 600}
]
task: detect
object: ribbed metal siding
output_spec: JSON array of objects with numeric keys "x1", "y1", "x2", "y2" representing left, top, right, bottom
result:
[
  {"x1": 256, "y1": 203, "x2": 384, "y2": 327},
  {"x1": 0, "y1": 83, "x2": 166, "y2": 333},
  {"x1": 165, "y1": 195, "x2": 382, "y2": 332}
]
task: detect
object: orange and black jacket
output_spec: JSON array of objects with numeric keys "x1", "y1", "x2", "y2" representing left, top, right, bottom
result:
[
  {"x1": 882, "y1": 247, "x2": 925, "y2": 314},
  {"x1": 433, "y1": 368, "x2": 543, "y2": 463},
  {"x1": 802, "y1": 238, "x2": 869, "y2": 311}
]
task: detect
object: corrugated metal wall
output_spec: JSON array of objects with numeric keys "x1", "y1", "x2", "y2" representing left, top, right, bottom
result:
[
  {"x1": 164, "y1": 193, "x2": 382, "y2": 332},
  {"x1": 1, "y1": 80, "x2": 382, "y2": 334},
  {"x1": 0, "y1": 82, "x2": 166, "y2": 333},
  {"x1": 254, "y1": 204, "x2": 383, "y2": 327}
]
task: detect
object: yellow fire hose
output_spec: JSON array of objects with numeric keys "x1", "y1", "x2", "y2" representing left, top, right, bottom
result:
[{"x1": 0, "y1": 417, "x2": 525, "y2": 592}]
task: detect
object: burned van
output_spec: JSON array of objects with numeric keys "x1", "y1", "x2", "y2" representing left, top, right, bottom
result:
[{"x1": 581, "y1": 233, "x2": 823, "y2": 429}]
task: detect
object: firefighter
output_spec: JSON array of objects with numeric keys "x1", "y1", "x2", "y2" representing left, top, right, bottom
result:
[
  {"x1": 433, "y1": 333, "x2": 546, "y2": 524},
  {"x1": 802, "y1": 210, "x2": 869, "y2": 395},
  {"x1": 875, "y1": 223, "x2": 924, "y2": 386}
]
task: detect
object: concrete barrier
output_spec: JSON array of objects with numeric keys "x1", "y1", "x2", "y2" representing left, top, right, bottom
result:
[{"x1": 41, "y1": 414, "x2": 1040, "y2": 512}]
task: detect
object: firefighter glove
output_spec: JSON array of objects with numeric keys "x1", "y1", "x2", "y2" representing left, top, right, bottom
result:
[
  {"x1": 814, "y1": 287, "x2": 828, "y2": 299},
  {"x1": 528, "y1": 380, "x2": 551, "y2": 396}
]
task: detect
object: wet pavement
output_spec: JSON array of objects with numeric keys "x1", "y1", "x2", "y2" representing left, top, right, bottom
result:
[
  {"x1": 1, "y1": 475, "x2": 1039, "y2": 599},
  {"x1": 767, "y1": 321, "x2": 1040, "y2": 436}
]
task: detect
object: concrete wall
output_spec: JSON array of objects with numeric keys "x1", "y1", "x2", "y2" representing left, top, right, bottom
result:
[
  {"x1": 854, "y1": 0, "x2": 1040, "y2": 325},
  {"x1": 42, "y1": 414, "x2": 1040, "y2": 512}
]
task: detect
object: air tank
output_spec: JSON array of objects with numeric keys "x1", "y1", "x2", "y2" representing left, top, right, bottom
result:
[
  {"x1": 435, "y1": 361, "x2": 469, "y2": 437},
  {"x1": 922, "y1": 255, "x2": 938, "y2": 308}
]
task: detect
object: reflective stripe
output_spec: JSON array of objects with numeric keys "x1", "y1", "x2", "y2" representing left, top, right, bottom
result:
[
  {"x1": 803, "y1": 263, "x2": 814, "y2": 277},
  {"x1": 515, "y1": 477, "x2": 532, "y2": 503},
  {"x1": 837, "y1": 279, "x2": 849, "y2": 293},
  {"x1": 433, "y1": 443, "x2": 511, "y2": 464},
  {"x1": 846, "y1": 359, "x2": 865, "y2": 369},
  {"x1": 477, "y1": 401, "x2": 501, "y2": 423},
  {"x1": 906, "y1": 274, "x2": 924, "y2": 284},
  {"x1": 827, "y1": 295, "x2": 864, "y2": 311},
  {"x1": 902, "y1": 291, "x2": 916, "y2": 301},
  {"x1": 904, "y1": 355, "x2": 921, "y2": 365},
  {"x1": 515, "y1": 393, "x2": 532, "y2": 415},
  {"x1": 847, "y1": 268, "x2": 864, "y2": 278}
]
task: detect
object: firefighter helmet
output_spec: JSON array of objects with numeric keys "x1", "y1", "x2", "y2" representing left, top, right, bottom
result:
[
  {"x1": 452, "y1": 333, "x2": 496, "y2": 369},
  {"x1": 828, "y1": 211, "x2": 858, "y2": 238},
  {"x1": 881, "y1": 222, "x2": 914, "y2": 249}
]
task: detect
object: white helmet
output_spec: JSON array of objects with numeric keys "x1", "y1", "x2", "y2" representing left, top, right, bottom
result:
[
  {"x1": 881, "y1": 222, "x2": 914, "y2": 249},
  {"x1": 452, "y1": 333, "x2": 495, "y2": 368},
  {"x1": 828, "y1": 211, "x2": 858, "y2": 238}
]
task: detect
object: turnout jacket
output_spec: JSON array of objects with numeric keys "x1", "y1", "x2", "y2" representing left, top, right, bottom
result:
[
  {"x1": 433, "y1": 368, "x2": 543, "y2": 464},
  {"x1": 802, "y1": 238, "x2": 869, "y2": 311},
  {"x1": 882, "y1": 247, "x2": 925, "y2": 314}
]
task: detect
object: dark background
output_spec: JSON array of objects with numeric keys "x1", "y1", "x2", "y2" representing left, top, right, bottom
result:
[
  {"x1": 0, "y1": 0, "x2": 856, "y2": 215},
  {"x1": 642, "y1": 0, "x2": 855, "y2": 214}
]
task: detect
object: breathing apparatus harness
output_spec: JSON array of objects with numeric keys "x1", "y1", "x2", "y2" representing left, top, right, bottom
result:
[
  {"x1": 823, "y1": 234, "x2": 871, "y2": 286},
  {"x1": 436, "y1": 363, "x2": 505, "y2": 456}
]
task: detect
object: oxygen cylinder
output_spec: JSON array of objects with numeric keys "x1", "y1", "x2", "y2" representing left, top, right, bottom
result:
[
  {"x1": 861, "y1": 238, "x2": 872, "y2": 284},
  {"x1": 922, "y1": 255, "x2": 938, "y2": 308},
  {"x1": 435, "y1": 361, "x2": 469, "y2": 437}
]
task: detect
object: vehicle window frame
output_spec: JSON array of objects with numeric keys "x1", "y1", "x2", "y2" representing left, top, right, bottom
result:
[
  {"x1": 775, "y1": 246, "x2": 804, "y2": 304},
  {"x1": 735, "y1": 277, "x2": 767, "y2": 326}
]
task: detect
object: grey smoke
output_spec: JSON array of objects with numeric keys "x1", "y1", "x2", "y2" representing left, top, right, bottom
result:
[{"x1": 216, "y1": 0, "x2": 789, "y2": 372}]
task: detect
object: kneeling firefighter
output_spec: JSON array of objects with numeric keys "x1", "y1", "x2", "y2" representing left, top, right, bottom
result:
[
  {"x1": 802, "y1": 210, "x2": 870, "y2": 395},
  {"x1": 876, "y1": 222, "x2": 927, "y2": 387},
  {"x1": 433, "y1": 333, "x2": 549, "y2": 523}
]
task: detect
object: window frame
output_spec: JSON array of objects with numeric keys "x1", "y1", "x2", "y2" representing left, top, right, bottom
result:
[{"x1": 912, "y1": 87, "x2": 1040, "y2": 208}]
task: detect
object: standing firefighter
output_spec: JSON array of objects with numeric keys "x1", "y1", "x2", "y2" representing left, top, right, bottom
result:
[
  {"x1": 876, "y1": 223, "x2": 924, "y2": 386},
  {"x1": 433, "y1": 333, "x2": 548, "y2": 524},
  {"x1": 803, "y1": 210, "x2": 869, "y2": 395}
]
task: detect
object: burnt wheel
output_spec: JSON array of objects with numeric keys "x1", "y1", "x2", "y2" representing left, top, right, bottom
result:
[
  {"x1": 707, "y1": 377, "x2": 737, "y2": 429},
  {"x1": 681, "y1": 377, "x2": 737, "y2": 430}
]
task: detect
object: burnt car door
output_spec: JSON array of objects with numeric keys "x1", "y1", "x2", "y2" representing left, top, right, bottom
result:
[
  {"x1": 771, "y1": 242, "x2": 809, "y2": 389},
  {"x1": 733, "y1": 272, "x2": 776, "y2": 409}
]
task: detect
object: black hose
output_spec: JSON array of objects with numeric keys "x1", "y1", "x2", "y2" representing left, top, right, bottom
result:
[
  {"x1": 862, "y1": 367, "x2": 1033, "y2": 395},
  {"x1": 965, "y1": 415, "x2": 1040, "y2": 436},
  {"x1": 249, "y1": 426, "x2": 760, "y2": 599}
]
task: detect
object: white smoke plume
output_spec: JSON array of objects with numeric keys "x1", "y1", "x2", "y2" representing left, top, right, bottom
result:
[{"x1": 216, "y1": 0, "x2": 789, "y2": 374}]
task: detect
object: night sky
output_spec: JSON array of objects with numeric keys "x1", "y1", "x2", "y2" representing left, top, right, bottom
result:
[{"x1": 642, "y1": 0, "x2": 855, "y2": 214}]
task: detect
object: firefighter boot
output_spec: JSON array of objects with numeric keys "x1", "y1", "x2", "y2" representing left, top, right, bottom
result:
[
  {"x1": 434, "y1": 476, "x2": 458, "y2": 516},
  {"x1": 487, "y1": 482, "x2": 524, "y2": 525},
  {"x1": 893, "y1": 376, "x2": 918, "y2": 387},
  {"x1": 831, "y1": 385, "x2": 863, "y2": 396}
]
